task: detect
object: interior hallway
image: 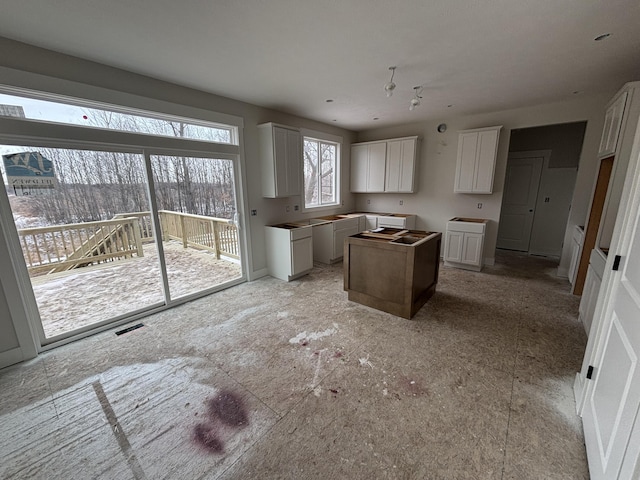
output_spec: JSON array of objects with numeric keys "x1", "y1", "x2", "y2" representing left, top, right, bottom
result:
[{"x1": 0, "y1": 251, "x2": 589, "y2": 479}]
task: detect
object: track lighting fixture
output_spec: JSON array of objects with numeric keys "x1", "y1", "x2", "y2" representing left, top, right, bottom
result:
[
  {"x1": 384, "y1": 67, "x2": 396, "y2": 97},
  {"x1": 409, "y1": 86, "x2": 423, "y2": 111}
]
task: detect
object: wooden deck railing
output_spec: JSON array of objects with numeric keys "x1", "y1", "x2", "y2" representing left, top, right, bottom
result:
[
  {"x1": 158, "y1": 210, "x2": 239, "y2": 259},
  {"x1": 16, "y1": 210, "x2": 239, "y2": 275},
  {"x1": 18, "y1": 217, "x2": 143, "y2": 275}
]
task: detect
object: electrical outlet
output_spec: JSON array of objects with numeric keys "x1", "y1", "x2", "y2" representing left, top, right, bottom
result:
[
  {"x1": 250, "y1": 209, "x2": 257, "y2": 216},
  {"x1": 294, "y1": 205, "x2": 299, "y2": 211},
  {"x1": 477, "y1": 203, "x2": 483, "y2": 209},
  {"x1": 367, "y1": 199, "x2": 371, "y2": 205},
  {"x1": 285, "y1": 205, "x2": 290, "y2": 213},
  {"x1": 399, "y1": 200, "x2": 404, "y2": 206}
]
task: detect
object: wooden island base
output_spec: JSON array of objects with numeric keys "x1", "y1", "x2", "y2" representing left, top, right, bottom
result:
[{"x1": 343, "y1": 229, "x2": 442, "y2": 319}]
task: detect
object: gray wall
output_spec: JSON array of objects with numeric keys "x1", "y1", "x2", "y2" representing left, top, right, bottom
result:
[
  {"x1": 509, "y1": 122, "x2": 587, "y2": 168},
  {"x1": 506, "y1": 122, "x2": 587, "y2": 257}
]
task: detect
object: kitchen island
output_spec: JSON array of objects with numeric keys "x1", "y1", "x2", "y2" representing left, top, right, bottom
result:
[{"x1": 344, "y1": 228, "x2": 441, "y2": 319}]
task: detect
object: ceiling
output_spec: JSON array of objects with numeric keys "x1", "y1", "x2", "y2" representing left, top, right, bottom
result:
[{"x1": 1, "y1": 0, "x2": 640, "y2": 131}]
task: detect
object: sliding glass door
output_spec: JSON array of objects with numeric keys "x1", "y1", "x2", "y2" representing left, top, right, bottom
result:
[
  {"x1": 2, "y1": 145, "x2": 164, "y2": 339},
  {"x1": 150, "y1": 155, "x2": 242, "y2": 299},
  {"x1": 0, "y1": 87, "x2": 245, "y2": 346},
  {"x1": 1, "y1": 145, "x2": 245, "y2": 343}
]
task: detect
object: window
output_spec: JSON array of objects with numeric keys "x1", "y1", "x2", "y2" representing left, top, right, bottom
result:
[
  {"x1": 0, "y1": 89, "x2": 237, "y2": 144},
  {"x1": 303, "y1": 137, "x2": 340, "y2": 209}
]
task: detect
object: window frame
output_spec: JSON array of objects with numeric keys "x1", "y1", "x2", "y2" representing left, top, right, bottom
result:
[
  {"x1": 301, "y1": 129, "x2": 342, "y2": 212},
  {"x1": 0, "y1": 85, "x2": 239, "y2": 145}
]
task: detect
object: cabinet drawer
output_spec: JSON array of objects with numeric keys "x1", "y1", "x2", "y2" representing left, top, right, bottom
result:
[
  {"x1": 446, "y1": 220, "x2": 486, "y2": 234},
  {"x1": 290, "y1": 226, "x2": 312, "y2": 241},
  {"x1": 333, "y1": 217, "x2": 359, "y2": 231},
  {"x1": 377, "y1": 216, "x2": 405, "y2": 228}
]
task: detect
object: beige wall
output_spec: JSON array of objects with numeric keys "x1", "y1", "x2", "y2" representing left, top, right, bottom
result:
[{"x1": 355, "y1": 94, "x2": 611, "y2": 272}]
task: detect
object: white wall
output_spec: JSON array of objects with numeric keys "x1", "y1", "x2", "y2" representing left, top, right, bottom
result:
[{"x1": 355, "y1": 95, "x2": 610, "y2": 270}]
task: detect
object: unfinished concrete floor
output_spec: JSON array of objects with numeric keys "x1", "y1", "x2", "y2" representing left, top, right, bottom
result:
[{"x1": 0, "y1": 250, "x2": 589, "y2": 479}]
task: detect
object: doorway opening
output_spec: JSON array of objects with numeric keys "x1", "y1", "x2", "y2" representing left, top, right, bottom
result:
[{"x1": 497, "y1": 121, "x2": 587, "y2": 260}]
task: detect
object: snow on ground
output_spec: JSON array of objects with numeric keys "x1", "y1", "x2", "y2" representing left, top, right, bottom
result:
[{"x1": 31, "y1": 241, "x2": 242, "y2": 338}]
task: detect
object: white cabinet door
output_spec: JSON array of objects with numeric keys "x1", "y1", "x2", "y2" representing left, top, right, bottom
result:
[
  {"x1": 291, "y1": 236, "x2": 313, "y2": 275},
  {"x1": 351, "y1": 142, "x2": 386, "y2": 193},
  {"x1": 365, "y1": 215, "x2": 377, "y2": 230},
  {"x1": 455, "y1": 127, "x2": 501, "y2": 194},
  {"x1": 285, "y1": 127, "x2": 301, "y2": 196},
  {"x1": 462, "y1": 232, "x2": 483, "y2": 265},
  {"x1": 455, "y1": 132, "x2": 479, "y2": 193},
  {"x1": 260, "y1": 123, "x2": 301, "y2": 198},
  {"x1": 350, "y1": 144, "x2": 369, "y2": 192},
  {"x1": 385, "y1": 139, "x2": 416, "y2": 193},
  {"x1": 599, "y1": 91, "x2": 628, "y2": 157},
  {"x1": 444, "y1": 231, "x2": 464, "y2": 263},
  {"x1": 368, "y1": 142, "x2": 387, "y2": 192},
  {"x1": 273, "y1": 127, "x2": 289, "y2": 196},
  {"x1": 474, "y1": 129, "x2": 500, "y2": 193}
]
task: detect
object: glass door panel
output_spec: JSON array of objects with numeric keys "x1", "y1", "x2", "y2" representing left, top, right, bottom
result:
[
  {"x1": 150, "y1": 155, "x2": 242, "y2": 299},
  {"x1": 1, "y1": 145, "x2": 165, "y2": 340}
]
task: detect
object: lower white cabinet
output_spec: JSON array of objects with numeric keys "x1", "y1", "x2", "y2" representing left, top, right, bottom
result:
[
  {"x1": 312, "y1": 216, "x2": 360, "y2": 264},
  {"x1": 444, "y1": 218, "x2": 487, "y2": 271},
  {"x1": 376, "y1": 215, "x2": 416, "y2": 230},
  {"x1": 265, "y1": 225, "x2": 313, "y2": 281},
  {"x1": 365, "y1": 215, "x2": 378, "y2": 230}
]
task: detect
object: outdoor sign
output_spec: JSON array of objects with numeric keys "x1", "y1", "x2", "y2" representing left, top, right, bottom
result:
[{"x1": 2, "y1": 151, "x2": 58, "y2": 196}]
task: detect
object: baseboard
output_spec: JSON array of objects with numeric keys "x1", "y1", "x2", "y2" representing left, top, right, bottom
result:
[
  {"x1": 557, "y1": 266, "x2": 569, "y2": 278},
  {"x1": 249, "y1": 268, "x2": 268, "y2": 281},
  {"x1": 0, "y1": 347, "x2": 24, "y2": 370},
  {"x1": 484, "y1": 257, "x2": 495, "y2": 266}
]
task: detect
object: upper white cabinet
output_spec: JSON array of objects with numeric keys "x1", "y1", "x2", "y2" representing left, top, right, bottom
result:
[
  {"x1": 454, "y1": 126, "x2": 502, "y2": 194},
  {"x1": 385, "y1": 138, "x2": 417, "y2": 192},
  {"x1": 258, "y1": 123, "x2": 301, "y2": 198},
  {"x1": 351, "y1": 136, "x2": 418, "y2": 193},
  {"x1": 351, "y1": 142, "x2": 386, "y2": 192},
  {"x1": 598, "y1": 90, "x2": 628, "y2": 158}
]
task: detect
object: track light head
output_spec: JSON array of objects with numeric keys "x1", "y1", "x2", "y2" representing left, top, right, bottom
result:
[{"x1": 384, "y1": 67, "x2": 396, "y2": 97}]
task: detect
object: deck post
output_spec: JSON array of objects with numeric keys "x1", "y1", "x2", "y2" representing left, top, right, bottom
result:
[
  {"x1": 132, "y1": 218, "x2": 144, "y2": 257},
  {"x1": 213, "y1": 221, "x2": 221, "y2": 259},
  {"x1": 180, "y1": 215, "x2": 188, "y2": 248}
]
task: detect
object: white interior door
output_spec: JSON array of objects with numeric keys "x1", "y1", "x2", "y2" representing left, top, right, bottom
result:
[
  {"x1": 582, "y1": 123, "x2": 640, "y2": 479},
  {"x1": 497, "y1": 155, "x2": 543, "y2": 251}
]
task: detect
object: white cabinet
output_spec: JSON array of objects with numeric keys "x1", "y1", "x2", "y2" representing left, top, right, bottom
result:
[
  {"x1": 351, "y1": 136, "x2": 418, "y2": 193},
  {"x1": 365, "y1": 215, "x2": 378, "y2": 230},
  {"x1": 259, "y1": 123, "x2": 301, "y2": 198},
  {"x1": 444, "y1": 218, "x2": 488, "y2": 271},
  {"x1": 376, "y1": 215, "x2": 416, "y2": 229},
  {"x1": 350, "y1": 143, "x2": 386, "y2": 192},
  {"x1": 312, "y1": 216, "x2": 360, "y2": 264},
  {"x1": 265, "y1": 225, "x2": 313, "y2": 281},
  {"x1": 385, "y1": 138, "x2": 417, "y2": 192},
  {"x1": 454, "y1": 126, "x2": 502, "y2": 194},
  {"x1": 598, "y1": 91, "x2": 628, "y2": 158}
]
